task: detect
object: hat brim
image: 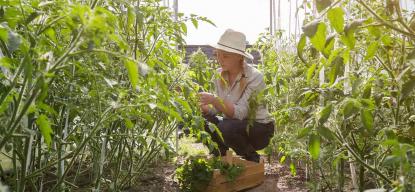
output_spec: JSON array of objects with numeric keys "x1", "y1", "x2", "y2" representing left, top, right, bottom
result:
[{"x1": 209, "y1": 44, "x2": 254, "y2": 60}]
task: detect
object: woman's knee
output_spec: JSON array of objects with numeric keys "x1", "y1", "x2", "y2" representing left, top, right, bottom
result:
[
  {"x1": 218, "y1": 119, "x2": 247, "y2": 139},
  {"x1": 250, "y1": 122, "x2": 275, "y2": 150},
  {"x1": 218, "y1": 120, "x2": 233, "y2": 138}
]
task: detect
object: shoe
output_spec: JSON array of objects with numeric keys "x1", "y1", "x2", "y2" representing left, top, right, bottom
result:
[
  {"x1": 209, "y1": 148, "x2": 227, "y2": 157},
  {"x1": 244, "y1": 153, "x2": 260, "y2": 163}
]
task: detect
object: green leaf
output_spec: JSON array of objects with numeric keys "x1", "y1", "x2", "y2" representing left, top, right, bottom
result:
[
  {"x1": 340, "y1": 32, "x2": 355, "y2": 49},
  {"x1": 381, "y1": 35, "x2": 393, "y2": 46},
  {"x1": 280, "y1": 156, "x2": 286, "y2": 163},
  {"x1": 156, "y1": 103, "x2": 184, "y2": 122},
  {"x1": 124, "y1": 60, "x2": 139, "y2": 89},
  {"x1": 361, "y1": 109, "x2": 373, "y2": 130},
  {"x1": 0, "y1": 27, "x2": 8, "y2": 42},
  {"x1": 317, "y1": 126, "x2": 335, "y2": 140},
  {"x1": 297, "y1": 34, "x2": 307, "y2": 64},
  {"x1": 319, "y1": 103, "x2": 333, "y2": 124},
  {"x1": 367, "y1": 25, "x2": 381, "y2": 38},
  {"x1": 327, "y1": 7, "x2": 344, "y2": 33},
  {"x1": 38, "y1": 102, "x2": 58, "y2": 116},
  {"x1": 127, "y1": 6, "x2": 135, "y2": 27},
  {"x1": 323, "y1": 34, "x2": 335, "y2": 57},
  {"x1": 124, "y1": 118, "x2": 134, "y2": 129},
  {"x1": 180, "y1": 22, "x2": 187, "y2": 34},
  {"x1": 45, "y1": 28, "x2": 57, "y2": 43},
  {"x1": 362, "y1": 83, "x2": 372, "y2": 99},
  {"x1": 199, "y1": 16, "x2": 216, "y2": 27},
  {"x1": 0, "y1": 94, "x2": 13, "y2": 114},
  {"x1": 36, "y1": 115, "x2": 53, "y2": 147},
  {"x1": 343, "y1": 98, "x2": 361, "y2": 118},
  {"x1": 0, "y1": 56, "x2": 12, "y2": 69},
  {"x1": 328, "y1": 56, "x2": 344, "y2": 84},
  {"x1": 210, "y1": 122, "x2": 224, "y2": 142},
  {"x1": 341, "y1": 19, "x2": 365, "y2": 49},
  {"x1": 309, "y1": 133, "x2": 320, "y2": 160},
  {"x1": 302, "y1": 20, "x2": 321, "y2": 37},
  {"x1": 381, "y1": 139, "x2": 399, "y2": 146},
  {"x1": 297, "y1": 127, "x2": 312, "y2": 139},
  {"x1": 344, "y1": 19, "x2": 365, "y2": 34},
  {"x1": 306, "y1": 63, "x2": 317, "y2": 83},
  {"x1": 23, "y1": 56, "x2": 33, "y2": 82},
  {"x1": 175, "y1": 97, "x2": 192, "y2": 114},
  {"x1": 365, "y1": 41, "x2": 379, "y2": 60},
  {"x1": 310, "y1": 23, "x2": 327, "y2": 52},
  {"x1": 289, "y1": 162, "x2": 297, "y2": 176},
  {"x1": 191, "y1": 18, "x2": 198, "y2": 29},
  {"x1": 316, "y1": 0, "x2": 332, "y2": 12}
]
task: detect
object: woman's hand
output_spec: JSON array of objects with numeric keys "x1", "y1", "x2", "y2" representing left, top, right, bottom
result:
[
  {"x1": 198, "y1": 92, "x2": 235, "y2": 118},
  {"x1": 199, "y1": 104, "x2": 210, "y2": 114},
  {"x1": 198, "y1": 92, "x2": 216, "y2": 105}
]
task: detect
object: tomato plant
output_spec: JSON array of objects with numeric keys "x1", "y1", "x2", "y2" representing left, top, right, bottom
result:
[{"x1": 0, "y1": 0, "x2": 214, "y2": 191}]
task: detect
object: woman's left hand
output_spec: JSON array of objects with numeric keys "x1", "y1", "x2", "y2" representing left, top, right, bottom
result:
[{"x1": 198, "y1": 92, "x2": 216, "y2": 105}]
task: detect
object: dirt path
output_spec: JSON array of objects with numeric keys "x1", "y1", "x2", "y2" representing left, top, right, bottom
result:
[
  {"x1": 245, "y1": 159, "x2": 307, "y2": 192},
  {"x1": 133, "y1": 156, "x2": 307, "y2": 192},
  {"x1": 131, "y1": 139, "x2": 307, "y2": 191}
]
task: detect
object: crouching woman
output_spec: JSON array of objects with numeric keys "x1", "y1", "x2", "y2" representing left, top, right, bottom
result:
[{"x1": 199, "y1": 29, "x2": 274, "y2": 163}]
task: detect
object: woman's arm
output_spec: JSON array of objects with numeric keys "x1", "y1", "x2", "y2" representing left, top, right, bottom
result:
[
  {"x1": 199, "y1": 72, "x2": 265, "y2": 120},
  {"x1": 199, "y1": 92, "x2": 235, "y2": 117}
]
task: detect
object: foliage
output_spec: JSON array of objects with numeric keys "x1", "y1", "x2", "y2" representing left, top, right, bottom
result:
[
  {"x1": 252, "y1": 31, "x2": 309, "y2": 176},
  {"x1": 176, "y1": 156, "x2": 245, "y2": 192},
  {"x1": 187, "y1": 48, "x2": 217, "y2": 92},
  {"x1": 272, "y1": 1, "x2": 415, "y2": 191},
  {"x1": 210, "y1": 157, "x2": 245, "y2": 182},
  {"x1": 0, "y1": 0, "x2": 215, "y2": 191},
  {"x1": 254, "y1": 0, "x2": 415, "y2": 191},
  {"x1": 176, "y1": 158, "x2": 214, "y2": 192}
]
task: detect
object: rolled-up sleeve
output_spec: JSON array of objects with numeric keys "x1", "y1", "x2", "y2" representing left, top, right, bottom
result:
[
  {"x1": 208, "y1": 78, "x2": 219, "y2": 115},
  {"x1": 233, "y1": 73, "x2": 265, "y2": 120}
]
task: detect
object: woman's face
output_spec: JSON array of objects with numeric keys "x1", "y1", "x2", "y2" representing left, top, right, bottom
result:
[{"x1": 216, "y1": 50, "x2": 243, "y2": 72}]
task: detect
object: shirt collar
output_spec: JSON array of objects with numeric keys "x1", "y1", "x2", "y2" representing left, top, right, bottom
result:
[{"x1": 222, "y1": 62, "x2": 249, "y2": 84}]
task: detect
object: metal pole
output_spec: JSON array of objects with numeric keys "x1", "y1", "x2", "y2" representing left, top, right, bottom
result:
[
  {"x1": 173, "y1": 0, "x2": 180, "y2": 154},
  {"x1": 276, "y1": 0, "x2": 280, "y2": 31},
  {"x1": 269, "y1": 0, "x2": 274, "y2": 35},
  {"x1": 173, "y1": 0, "x2": 178, "y2": 20},
  {"x1": 289, "y1": 0, "x2": 292, "y2": 38},
  {"x1": 273, "y1": 0, "x2": 276, "y2": 33}
]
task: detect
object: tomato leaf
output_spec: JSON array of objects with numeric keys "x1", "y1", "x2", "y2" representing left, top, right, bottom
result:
[
  {"x1": 124, "y1": 60, "x2": 139, "y2": 89},
  {"x1": 36, "y1": 115, "x2": 53, "y2": 147},
  {"x1": 309, "y1": 133, "x2": 320, "y2": 160},
  {"x1": 327, "y1": 7, "x2": 344, "y2": 33},
  {"x1": 361, "y1": 109, "x2": 373, "y2": 130},
  {"x1": 319, "y1": 103, "x2": 333, "y2": 125},
  {"x1": 310, "y1": 23, "x2": 327, "y2": 52}
]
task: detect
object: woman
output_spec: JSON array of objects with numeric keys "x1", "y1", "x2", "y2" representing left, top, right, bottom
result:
[{"x1": 199, "y1": 29, "x2": 274, "y2": 163}]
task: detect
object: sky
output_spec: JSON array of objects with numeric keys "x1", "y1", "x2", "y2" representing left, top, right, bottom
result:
[
  {"x1": 178, "y1": 0, "x2": 414, "y2": 45},
  {"x1": 179, "y1": 0, "x2": 274, "y2": 45}
]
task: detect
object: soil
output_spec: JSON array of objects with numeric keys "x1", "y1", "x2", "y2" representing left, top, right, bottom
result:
[
  {"x1": 244, "y1": 158, "x2": 307, "y2": 192},
  {"x1": 132, "y1": 156, "x2": 308, "y2": 192}
]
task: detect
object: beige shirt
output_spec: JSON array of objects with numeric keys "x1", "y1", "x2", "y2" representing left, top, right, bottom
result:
[{"x1": 209, "y1": 63, "x2": 273, "y2": 124}]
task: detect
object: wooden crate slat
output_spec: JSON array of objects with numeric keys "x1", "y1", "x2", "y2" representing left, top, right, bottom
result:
[
  {"x1": 210, "y1": 163, "x2": 264, "y2": 184},
  {"x1": 205, "y1": 172, "x2": 265, "y2": 192},
  {"x1": 204, "y1": 151, "x2": 265, "y2": 192}
]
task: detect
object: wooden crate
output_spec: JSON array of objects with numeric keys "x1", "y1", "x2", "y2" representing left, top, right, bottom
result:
[{"x1": 205, "y1": 151, "x2": 265, "y2": 192}]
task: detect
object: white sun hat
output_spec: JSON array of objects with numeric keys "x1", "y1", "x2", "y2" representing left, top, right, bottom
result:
[{"x1": 211, "y1": 29, "x2": 254, "y2": 60}]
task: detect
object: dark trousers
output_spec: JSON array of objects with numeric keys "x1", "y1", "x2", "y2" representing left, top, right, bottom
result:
[{"x1": 203, "y1": 115, "x2": 274, "y2": 160}]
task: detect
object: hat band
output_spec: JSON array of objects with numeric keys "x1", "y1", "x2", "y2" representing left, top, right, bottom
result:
[{"x1": 217, "y1": 43, "x2": 245, "y2": 53}]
